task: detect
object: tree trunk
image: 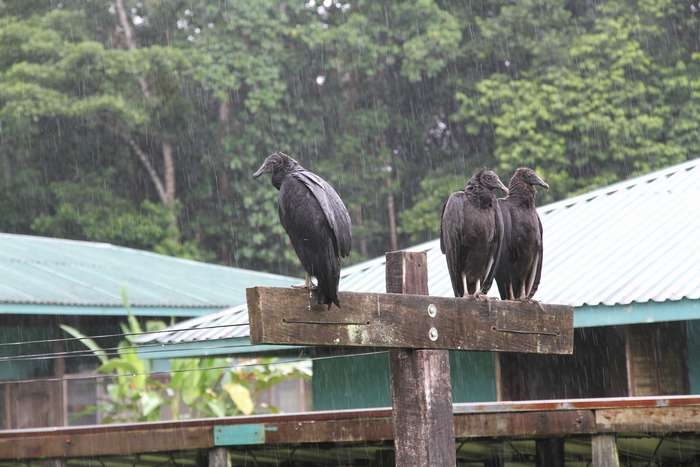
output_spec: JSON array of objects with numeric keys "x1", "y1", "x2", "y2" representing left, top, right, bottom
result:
[
  {"x1": 114, "y1": 0, "x2": 175, "y2": 207},
  {"x1": 385, "y1": 174, "x2": 398, "y2": 251},
  {"x1": 162, "y1": 141, "x2": 175, "y2": 205}
]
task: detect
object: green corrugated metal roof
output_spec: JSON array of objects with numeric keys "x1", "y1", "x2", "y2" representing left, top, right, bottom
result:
[{"x1": 0, "y1": 233, "x2": 298, "y2": 316}]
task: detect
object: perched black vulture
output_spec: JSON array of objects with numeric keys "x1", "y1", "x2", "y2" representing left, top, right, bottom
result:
[
  {"x1": 495, "y1": 168, "x2": 549, "y2": 301},
  {"x1": 253, "y1": 152, "x2": 351, "y2": 308},
  {"x1": 440, "y1": 169, "x2": 508, "y2": 298}
]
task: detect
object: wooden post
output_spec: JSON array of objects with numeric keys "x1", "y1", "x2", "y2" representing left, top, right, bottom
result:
[
  {"x1": 591, "y1": 434, "x2": 619, "y2": 467},
  {"x1": 208, "y1": 448, "x2": 231, "y2": 467},
  {"x1": 386, "y1": 251, "x2": 456, "y2": 467},
  {"x1": 535, "y1": 438, "x2": 564, "y2": 467}
]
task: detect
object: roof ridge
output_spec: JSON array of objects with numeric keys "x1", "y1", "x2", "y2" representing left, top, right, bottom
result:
[{"x1": 538, "y1": 157, "x2": 700, "y2": 215}]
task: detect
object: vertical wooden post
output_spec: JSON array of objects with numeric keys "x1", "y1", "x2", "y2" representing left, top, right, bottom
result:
[
  {"x1": 591, "y1": 435, "x2": 619, "y2": 467},
  {"x1": 208, "y1": 448, "x2": 231, "y2": 467},
  {"x1": 536, "y1": 438, "x2": 565, "y2": 467},
  {"x1": 386, "y1": 251, "x2": 456, "y2": 467}
]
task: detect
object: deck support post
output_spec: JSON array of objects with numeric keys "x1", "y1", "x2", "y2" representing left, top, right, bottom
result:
[
  {"x1": 591, "y1": 434, "x2": 619, "y2": 467},
  {"x1": 208, "y1": 447, "x2": 230, "y2": 467}
]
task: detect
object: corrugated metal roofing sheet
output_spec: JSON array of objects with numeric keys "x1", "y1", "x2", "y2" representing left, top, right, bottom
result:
[
  {"x1": 0, "y1": 234, "x2": 298, "y2": 310},
  {"x1": 138, "y1": 157, "x2": 700, "y2": 344},
  {"x1": 340, "y1": 157, "x2": 700, "y2": 306},
  {"x1": 136, "y1": 304, "x2": 251, "y2": 344}
]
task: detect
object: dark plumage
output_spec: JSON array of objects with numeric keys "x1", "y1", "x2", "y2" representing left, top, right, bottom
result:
[
  {"x1": 495, "y1": 168, "x2": 549, "y2": 301},
  {"x1": 440, "y1": 169, "x2": 508, "y2": 298},
  {"x1": 253, "y1": 152, "x2": 351, "y2": 308}
]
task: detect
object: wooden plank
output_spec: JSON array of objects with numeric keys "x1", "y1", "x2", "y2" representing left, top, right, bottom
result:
[
  {"x1": 246, "y1": 287, "x2": 573, "y2": 354},
  {"x1": 595, "y1": 406, "x2": 700, "y2": 432},
  {"x1": 0, "y1": 425, "x2": 211, "y2": 459},
  {"x1": 591, "y1": 434, "x2": 619, "y2": 467},
  {"x1": 386, "y1": 251, "x2": 455, "y2": 467},
  {"x1": 453, "y1": 410, "x2": 595, "y2": 439},
  {"x1": 3, "y1": 396, "x2": 700, "y2": 460},
  {"x1": 265, "y1": 417, "x2": 393, "y2": 444}
]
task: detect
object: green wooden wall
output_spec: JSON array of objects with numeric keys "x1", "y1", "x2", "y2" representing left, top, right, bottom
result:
[{"x1": 312, "y1": 351, "x2": 496, "y2": 410}]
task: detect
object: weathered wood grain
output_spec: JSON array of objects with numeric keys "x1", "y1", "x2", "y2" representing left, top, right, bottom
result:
[
  {"x1": 2, "y1": 396, "x2": 700, "y2": 460},
  {"x1": 386, "y1": 251, "x2": 455, "y2": 467},
  {"x1": 246, "y1": 287, "x2": 573, "y2": 354},
  {"x1": 591, "y1": 434, "x2": 620, "y2": 467},
  {"x1": 453, "y1": 410, "x2": 595, "y2": 439},
  {"x1": 595, "y1": 406, "x2": 700, "y2": 432}
]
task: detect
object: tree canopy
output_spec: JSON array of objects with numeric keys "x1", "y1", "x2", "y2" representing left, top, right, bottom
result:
[{"x1": 1, "y1": 0, "x2": 697, "y2": 275}]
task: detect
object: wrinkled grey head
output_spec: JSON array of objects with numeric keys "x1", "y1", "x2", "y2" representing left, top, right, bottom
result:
[
  {"x1": 253, "y1": 152, "x2": 299, "y2": 179},
  {"x1": 473, "y1": 169, "x2": 509, "y2": 195},
  {"x1": 511, "y1": 167, "x2": 549, "y2": 190}
]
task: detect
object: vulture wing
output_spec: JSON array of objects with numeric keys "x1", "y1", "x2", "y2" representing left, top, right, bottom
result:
[
  {"x1": 481, "y1": 202, "x2": 504, "y2": 294},
  {"x1": 291, "y1": 170, "x2": 352, "y2": 258},
  {"x1": 440, "y1": 193, "x2": 466, "y2": 297},
  {"x1": 439, "y1": 200, "x2": 448, "y2": 254},
  {"x1": 527, "y1": 215, "x2": 544, "y2": 298},
  {"x1": 495, "y1": 199, "x2": 513, "y2": 300}
]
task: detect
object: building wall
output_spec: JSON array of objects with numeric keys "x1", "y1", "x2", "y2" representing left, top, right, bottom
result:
[
  {"x1": 312, "y1": 351, "x2": 496, "y2": 410},
  {"x1": 688, "y1": 320, "x2": 700, "y2": 394}
]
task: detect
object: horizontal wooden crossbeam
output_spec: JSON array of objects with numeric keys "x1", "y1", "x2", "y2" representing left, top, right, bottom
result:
[
  {"x1": 2, "y1": 396, "x2": 700, "y2": 460},
  {"x1": 246, "y1": 287, "x2": 573, "y2": 354}
]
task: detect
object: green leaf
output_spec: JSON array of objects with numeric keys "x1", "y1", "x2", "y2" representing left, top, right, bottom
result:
[
  {"x1": 59, "y1": 324, "x2": 108, "y2": 364},
  {"x1": 139, "y1": 392, "x2": 163, "y2": 418},
  {"x1": 223, "y1": 383, "x2": 254, "y2": 415}
]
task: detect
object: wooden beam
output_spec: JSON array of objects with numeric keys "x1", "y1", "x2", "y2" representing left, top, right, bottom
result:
[
  {"x1": 591, "y1": 435, "x2": 619, "y2": 467},
  {"x1": 386, "y1": 251, "x2": 455, "y2": 467},
  {"x1": 246, "y1": 287, "x2": 573, "y2": 354},
  {"x1": 2, "y1": 396, "x2": 700, "y2": 460}
]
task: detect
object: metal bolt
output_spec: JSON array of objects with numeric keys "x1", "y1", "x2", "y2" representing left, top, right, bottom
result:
[
  {"x1": 427, "y1": 303, "x2": 437, "y2": 318},
  {"x1": 429, "y1": 327, "x2": 438, "y2": 341}
]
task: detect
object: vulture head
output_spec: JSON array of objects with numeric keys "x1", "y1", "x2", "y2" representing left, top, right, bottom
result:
[
  {"x1": 470, "y1": 169, "x2": 509, "y2": 196},
  {"x1": 253, "y1": 152, "x2": 300, "y2": 188},
  {"x1": 510, "y1": 168, "x2": 549, "y2": 195}
]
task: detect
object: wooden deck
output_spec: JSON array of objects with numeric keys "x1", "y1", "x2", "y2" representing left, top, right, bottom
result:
[{"x1": 1, "y1": 395, "x2": 699, "y2": 461}]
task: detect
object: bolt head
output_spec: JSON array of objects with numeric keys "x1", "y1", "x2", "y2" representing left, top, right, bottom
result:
[{"x1": 429, "y1": 327, "x2": 438, "y2": 341}]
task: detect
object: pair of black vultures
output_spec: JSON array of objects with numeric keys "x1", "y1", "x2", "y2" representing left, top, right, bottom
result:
[{"x1": 254, "y1": 152, "x2": 548, "y2": 307}]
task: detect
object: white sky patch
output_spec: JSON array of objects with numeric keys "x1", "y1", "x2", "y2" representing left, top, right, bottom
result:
[
  {"x1": 316, "y1": 75, "x2": 326, "y2": 86},
  {"x1": 177, "y1": 18, "x2": 188, "y2": 30},
  {"x1": 132, "y1": 16, "x2": 145, "y2": 26},
  {"x1": 323, "y1": 0, "x2": 333, "y2": 7}
]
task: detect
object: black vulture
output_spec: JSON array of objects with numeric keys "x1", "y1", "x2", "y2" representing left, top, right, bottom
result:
[
  {"x1": 495, "y1": 168, "x2": 549, "y2": 301},
  {"x1": 253, "y1": 152, "x2": 351, "y2": 308},
  {"x1": 440, "y1": 169, "x2": 508, "y2": 298}
]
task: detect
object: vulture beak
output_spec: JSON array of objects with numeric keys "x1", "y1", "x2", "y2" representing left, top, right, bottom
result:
[
  {"x1": 253, "y1": 162, "x2": 269, "y2": 178},
  {"x1": 497, "y1": 179, "x2": 509, "y2": 196},
  {"x1": 531, "y1": 175, "x2": 549, "y2": 190}
]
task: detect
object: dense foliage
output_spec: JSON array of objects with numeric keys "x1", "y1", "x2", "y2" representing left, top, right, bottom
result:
[
  {"x1": 1, "y1": 0, "x2": 698, "y2": 274},
  {"x1": 61, "y1": 315, "x2": 309, "y2": 422}
]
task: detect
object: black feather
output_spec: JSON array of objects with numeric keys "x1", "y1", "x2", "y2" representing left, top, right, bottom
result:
[
  {"x1": 440, "y1": 169, "x2": 506, "y2": 297},
  {"x1": 495, "y1": 168, "x2": 547, "y2": 300},
  {"x1": 254, "y1": 152, "x2": 352, "y2": 308}
]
